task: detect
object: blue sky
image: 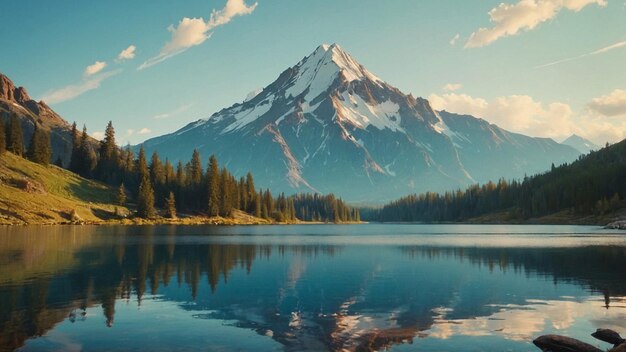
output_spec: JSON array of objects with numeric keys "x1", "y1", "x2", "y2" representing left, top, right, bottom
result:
[{"x1": 1, "y1": 0, "x2": 625, "y2": 144}]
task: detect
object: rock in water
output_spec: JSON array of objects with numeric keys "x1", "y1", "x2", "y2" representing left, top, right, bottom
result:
[
  {"x1": 533, "y1": 334, "x2": 602, "y2": 352},
  {"x1": 610, "y1": 344, "x2": 626, "y2": 352},
  {"x1": 591, "y1": 329, "x2": 625, "y2": 347}
]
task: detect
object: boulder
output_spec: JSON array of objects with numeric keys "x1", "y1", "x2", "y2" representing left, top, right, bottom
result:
[{"x1": 533, "y1": 334, "x2": 602, "y2": 352}]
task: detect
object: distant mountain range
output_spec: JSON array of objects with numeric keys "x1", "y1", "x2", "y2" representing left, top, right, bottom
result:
[
  {"x1": 561, "y1": 134, "x2": 600, "y2": 154},
  {"x1": 140, "y1": 44, "x2": 580, "y2": 202}
]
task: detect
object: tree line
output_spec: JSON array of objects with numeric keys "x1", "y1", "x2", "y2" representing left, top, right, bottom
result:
[
  {"x1": 1, "y1": 117, "x2": 359, "y2": 222},
  {"x1": 365, "y1": 140, "x2": 626, "y2": 222},
  {"x1": 1, "y1": 115, "x2": 54, "y2": 165}
]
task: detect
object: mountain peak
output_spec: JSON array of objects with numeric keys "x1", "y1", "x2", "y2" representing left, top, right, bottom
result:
[
  {"x1": 284, "y1": 44, "x2": 383, "y2": 103},
  {"x1": 562, "y1": 134, "x2": 599, "y2": 154},
  {"x1": 308, "y1": 43, "x2": 381, "y2": 83},
  {"x1": 0, "y1": 73, "x2": 33, "y2": 104},
  {"x1": 0, "y1": 73, "x2": 17, "y2": 101}
]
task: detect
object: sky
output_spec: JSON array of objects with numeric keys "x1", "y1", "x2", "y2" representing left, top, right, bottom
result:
[{"x1": 1, "y1": 0, "x2": 625, "y2": 145}]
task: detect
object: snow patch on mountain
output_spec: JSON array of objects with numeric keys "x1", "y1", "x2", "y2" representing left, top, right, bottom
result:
[
  {"x1": 285, "y1": 43, "x2": 382, "y2": 102},
  {"x1": 221, "y1": 96, "x2": 274, "y2": 133},
  {"x1": 335, "y1": 92, "x2": 402, "y2": 131}
]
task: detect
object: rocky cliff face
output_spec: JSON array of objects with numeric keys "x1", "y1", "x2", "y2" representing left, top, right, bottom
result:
[
  {"x1": 141, "y1": 44, "x2": 580, "y2": 202},
  {"x1": 0, "y1": 73, "x2": 75, "y2": 164}
]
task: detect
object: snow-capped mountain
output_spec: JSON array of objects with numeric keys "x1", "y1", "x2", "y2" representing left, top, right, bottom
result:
[
  {"x1": 561, "y1": 134, "x2": 600, "y2": 154},
  {"x1": 141, "y1": 44, "x2": 580, "y2": 202}
]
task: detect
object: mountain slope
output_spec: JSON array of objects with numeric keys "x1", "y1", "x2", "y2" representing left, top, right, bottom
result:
[
  {"x1": 0, "y1": 73, "x2": 76, "y2": 165},
  {"x1": 141, "y1": 44, "x2": 580, "y2": 202},
  {"x1": 561, "y1": 134, "x2": 600, "y2": 154}
]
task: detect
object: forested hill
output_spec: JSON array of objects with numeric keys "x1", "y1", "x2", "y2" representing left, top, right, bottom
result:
[{"x1": 365, "y1": 139, "x2": 626, "y2": 223}]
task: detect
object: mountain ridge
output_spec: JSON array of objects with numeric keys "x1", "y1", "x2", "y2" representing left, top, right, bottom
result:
[
  {"x1": 0, "y1": 73, "x2": 77, "y2": 164},
  {"x1": 561, "y1": 134, "x2": 600, "y2": 154},
  {"x1": 140, "y1": 44, "x2": 580, "y2": 202}
]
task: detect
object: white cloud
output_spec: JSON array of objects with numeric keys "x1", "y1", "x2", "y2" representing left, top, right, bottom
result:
[
  {"x1": 443, "y1": 83, "x2": 463, "y2": 92},
  {"x1": 536, "y1": 40, "x2": 626, "y2": 68},
  {"x1": 429, "y1": 92, "x2": 588, "y2": 141},
  {"x1": 588, "y1": 89, "x2": 626, "y2": 117},
  {"x1": 152, "y1": 103, "x2": 193, "y2": 119},
  {"x1": 429, "y1": 91, "x2": 626, "y2": 144},
  {"x1": 139, "y1": 0, "x2": 257, "y2": 69},
  {"x1": 42, "y1": 69, "x2": 122, "y2": 104},
  {"x1": 126, "y1": 129, "x2": 135, "y2": 136},
  {"x1": 84, "y1": 61, "x2": 107, "y2": 77},
  {"x1": 466, "y1": 0, "x2": 607, "y2": 48},
  {"x1": 92, "y1": 131, "x2": 105, "y2": 140},
  {"x1": 138, "y1": 128, "x2": 152, "y2": 135},
  {"x1": 117, "y1": 45, "x2": 136, "y2": 61},
  {"x1": 449, "y1": 33, "x2": 460, "y2": 46}
]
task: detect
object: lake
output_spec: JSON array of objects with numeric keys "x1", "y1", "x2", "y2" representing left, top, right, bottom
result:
[{"x1": 1, "y1": 224, "x2": 625, "y2": 351}]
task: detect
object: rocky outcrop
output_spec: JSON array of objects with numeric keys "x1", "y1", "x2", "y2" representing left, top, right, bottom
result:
[{"x1": 0, "y1": 73, "x2": 77, "y2": 165}]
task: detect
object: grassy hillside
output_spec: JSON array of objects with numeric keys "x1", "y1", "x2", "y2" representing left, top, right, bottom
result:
[
  {"x1": 0, "y1": 152, "x2": 125, "y2": 224},
  {"x1": 0, "y1": 152, "x2": 275, "y2": 225}
]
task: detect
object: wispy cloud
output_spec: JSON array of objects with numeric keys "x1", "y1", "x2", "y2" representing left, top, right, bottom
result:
[
  {"x1": 43, "y1": 43, "x2": 143, "y2": 104},
  {"x1": 536, "y1": 40, "x2": 626, "y2": 68},
  {"x1": 449, "y1": 33, "x2": 460, "y2": 46},
  {"x1": 138, "y1": 127, "x2": 152, "y2": 134},
  {"x1": 84, "y1": 61, "x2": 107, "y2": 76},
  {"x1": 139, "y1": 0, "x2": 257, "y2": 70},
  {"x1": 443, "y1": 83, "x2": 462, "y2": 92},
  {"x1": 466, "y1": 0, "x2": 606, "y2": 48},
  {"x1": 152, "y1": 103, "x2": 193, "y2": 119},
  {"x1": 117, "y1": 45, "x2": 136, "y2": 61},
  {"x1": 42, "y1": 69, "x2": 122, "y2": 104}
]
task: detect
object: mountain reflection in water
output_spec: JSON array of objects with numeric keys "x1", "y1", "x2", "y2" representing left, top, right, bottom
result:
[{"x1": 0, "y1": 225, "x2": 625, "y2": 352}]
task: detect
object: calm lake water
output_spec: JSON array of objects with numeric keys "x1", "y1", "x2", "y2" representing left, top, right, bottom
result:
[{"x1": 1, "y1": 224, "x2": 625, "y2": 352}]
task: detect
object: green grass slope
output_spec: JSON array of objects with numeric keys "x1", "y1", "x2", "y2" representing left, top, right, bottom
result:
[{"x1": 0, "y1": 152, "x2": 125, "y2": 224}]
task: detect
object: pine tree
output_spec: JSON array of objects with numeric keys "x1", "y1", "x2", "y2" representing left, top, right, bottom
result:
[
  {"x1": 0, "y1": 118, "x2": 6, "y2": 155},
  {"x1": 190, "y1": 149, "x2": 203, "y2": 186},
  {"x1": 245, "y1": 172, "x2": 256, "y2": 213},
  {"x1": 97, "y1": 121, "x2": 119, "y2": 182},
  {"x1": 27, "y1": 123, "x2": 51, "y2": 165},
  {"x1": 175, "y1": 161, "x2": 186, "y2": 209},
  {"x1": 150, "y1": 152, "x2": 166, "y2": 205},
  {"x1": 136, "y1": 176, "x2": 155, "y2": 218},
  {"x1": 6, "y1": 115, "x2": 24, "y2": 156},
  {"x1": 220, "y1": 168, "x2": 232, "y2": 217},
  {"x1": 39, "y1": 125, "x2": 52, "y2": 165},
  {"x1": 254, "y1": 193, "x2": 261, "y2": 218},
  {"x1": 117, "y1": 183, "x2": 127, "y2": 205},
  {"x1": 122, "y1": 144, "x2": 135, "y2": 185},
  {"x1": 79, "y1": 125, "x2": 96, "y2": 177},
  {"x1": 165, "y1": 192, "x2": 177, "y2": 219},
  {"x1": 164, "y1": 159, "x2": 175, "y2": 186},
  {"x1": 207, "y1": 155, "x2": 220, "y2": 216},
  {"x1": 136, "y1": 146, "x2": 149, "y2": 181},
  {"x1": 69, "y1": 122, "x2": 81, "y2": 173}
]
